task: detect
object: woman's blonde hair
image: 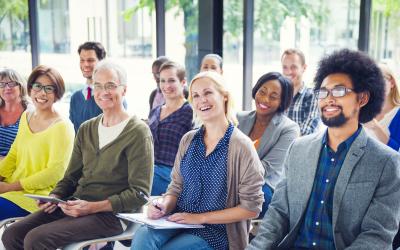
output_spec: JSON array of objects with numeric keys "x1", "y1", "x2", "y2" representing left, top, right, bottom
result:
[
  {"x1": 0, "y1": 67, "x2": 29, "y2": 109},
  {"x1": 189, "y1": 71, "x2": 237, "y2": 126},
  {"x1": 379, "y1": 63, "x2": 400, "y2": 106}
]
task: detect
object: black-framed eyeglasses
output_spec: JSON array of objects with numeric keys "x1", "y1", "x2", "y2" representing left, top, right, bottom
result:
[
  {"x1": 315, "y1": 86, "x2": 353, "y2": 99},
  {"x1": 93, "y1": 82, "x2": 122, "y2": 92},
  {"x1": 0, "y1": 81, "x2": 19, "y2": 88},
  {"x1": 32, "y1": 82, "x2": 57, "y2": 94}
]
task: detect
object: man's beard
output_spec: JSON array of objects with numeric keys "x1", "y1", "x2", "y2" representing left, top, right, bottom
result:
[{"x1": 321, "y1": 110, "x2": 348, "y2": 127}]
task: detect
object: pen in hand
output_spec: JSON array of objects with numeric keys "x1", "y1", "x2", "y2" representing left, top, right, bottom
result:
[{"x1": 139, "y1": 191, "x2": 162, "y2": 211}]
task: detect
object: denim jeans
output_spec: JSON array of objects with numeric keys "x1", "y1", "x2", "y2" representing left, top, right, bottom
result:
[
  {"x1": 0, "y1": 197, "x2": 30, "y2": 220},
  {"x1": 151, "y1": 164, "x2": 172, "y2": 196},
  {"x1": 258, "y1": 183, "x2": 274, "y2": 218},
  {"x1": 131, "y1": 225, "x2": 213, "y2": 250}
]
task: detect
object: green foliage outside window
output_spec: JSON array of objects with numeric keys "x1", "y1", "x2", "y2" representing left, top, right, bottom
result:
[
  {"x1": 371, "y1": 0, "x2": 400, "y2": 60},
  {"x1": 0, "y1": 0, "x2": 28, "y2": 50},
  {"x1": 123, "y1": 0, "x2": 325, "y2": 79}
]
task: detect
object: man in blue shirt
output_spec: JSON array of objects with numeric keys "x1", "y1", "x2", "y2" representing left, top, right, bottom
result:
[
  {"x1": 69, "y1": 41, "x2": 106, "y2": 132},
  {"x1": 247, "y1": 49, "x2": 400, "y2": 250}
]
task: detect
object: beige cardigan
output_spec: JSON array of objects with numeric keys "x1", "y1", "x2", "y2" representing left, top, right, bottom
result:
[{"x1": 166, "y1": 127, "x2": 265, "y2": 250}]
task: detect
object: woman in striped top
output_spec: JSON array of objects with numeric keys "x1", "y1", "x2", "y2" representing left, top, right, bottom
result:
[{"x1": 0, "y1": 68, "x2": 29, "y2": 160}]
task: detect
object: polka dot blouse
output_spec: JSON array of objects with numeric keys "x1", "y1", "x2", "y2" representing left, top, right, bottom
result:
[{"x1": 176, "y1": 123, "x2": 234, "y2": 250}]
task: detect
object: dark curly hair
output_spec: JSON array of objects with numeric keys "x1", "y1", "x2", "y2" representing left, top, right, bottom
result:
[
  {"x1": 252, "y1": 72, "x2": 293, "y2": 113},
  {"x1": 314, "y1": 49, "x2": 385, "y2": 123}
]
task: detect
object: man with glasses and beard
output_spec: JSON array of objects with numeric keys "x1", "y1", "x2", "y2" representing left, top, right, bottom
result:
[{"x1": 247, "y1": 49, "x2": 400, "y2": 250}]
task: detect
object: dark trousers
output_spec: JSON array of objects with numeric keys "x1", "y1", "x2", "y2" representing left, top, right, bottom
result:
[{"x1": 1, "y1": 208, "x2": 123, "y2": 250}]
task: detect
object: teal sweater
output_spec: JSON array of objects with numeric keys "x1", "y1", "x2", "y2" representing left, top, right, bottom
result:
[{"x1": 52, "y1": 115, "x2": 154, "y2": 213}]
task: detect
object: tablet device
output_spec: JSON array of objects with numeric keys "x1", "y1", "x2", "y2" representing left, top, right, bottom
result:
[{"x1": 24, "y1": 194, "x2": 66, "y2": 204}]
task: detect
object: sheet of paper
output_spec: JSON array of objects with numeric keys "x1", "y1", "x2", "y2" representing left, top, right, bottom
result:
[{"x1": 117, "y1": 213, "x2": 205, "y2": 229}]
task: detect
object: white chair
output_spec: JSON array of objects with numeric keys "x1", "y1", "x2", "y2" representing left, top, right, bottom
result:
[
  {"x1": 0, "y1": 217, "x2": 138, "y2": 250},
  {"x1": 0, "y1": 205, "x2": 147, "y2": 250},
  {"x1": 62, "y1": 222, "x2": 139, "y2": 250},
  {"x1": 0, "y1": 217, "x2": 24, "y2": 250},
  {"x1": 0, "y1": 217, "x2": 23, "y2": 230},
  {"x1": 62, "y1": 201, "x2": 149, "y2": 249}
]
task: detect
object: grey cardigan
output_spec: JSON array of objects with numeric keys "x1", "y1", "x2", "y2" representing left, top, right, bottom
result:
[
  {"x1": 237, "y1": 111, "x2": 299, "y2": 189},
  {"x1": 247, "y1": 128, "x2": 400, "y2": 250},
  {"x1": 166, "y1": 127, "x2": 265, "y2": 250}
]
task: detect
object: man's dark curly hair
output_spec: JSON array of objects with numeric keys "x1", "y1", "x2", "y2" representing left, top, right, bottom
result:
[{"x1": 314, "y1": 49, "x2": 385, "y2": 123}]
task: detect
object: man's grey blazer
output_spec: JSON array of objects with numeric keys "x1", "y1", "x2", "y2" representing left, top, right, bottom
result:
[
  {"x1": 237, "y1": 111, "x2": 299, "y2": 189},
  {"x1": 247, "y1": 128, "x2": 400, "y2": 250}
]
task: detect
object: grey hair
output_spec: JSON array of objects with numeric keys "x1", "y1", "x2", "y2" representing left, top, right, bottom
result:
[
  {"x1": 0, "y1": 67, "x2": 29, "y2": 109},
  {"x1": 93, "y1": 59, "x2": 127, "y2": 85}
]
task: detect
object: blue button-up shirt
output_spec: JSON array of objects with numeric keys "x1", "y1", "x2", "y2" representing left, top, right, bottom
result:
[{"x1": 293, "y1": 126, "x2": 362, "y2": 249}]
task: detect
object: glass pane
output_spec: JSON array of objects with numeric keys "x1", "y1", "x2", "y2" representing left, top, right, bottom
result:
[
  {"x1": 253, "y1": 0, "x2": 360, "y2": 87},
  {"x1": 37, "y1": 0, "x2": 156, "y2": 119},
  {"x1": 370, "y1": 0, "x2": 400, "y2": 73},
  {"x1": 165, "y1": 0, "x2": 199, "y2": 81},
  {"x1": 0, "y1": 0, "x2": 31, "y2": 76},
  {"x1": 223, "y1": 0, "x2": 243, "y2": 110},
  {"x1": 38, "y1": 0, "x2": 70, "y2": 53}
]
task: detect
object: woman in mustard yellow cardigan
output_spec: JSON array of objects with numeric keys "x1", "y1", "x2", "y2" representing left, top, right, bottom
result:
[{"x1": 0, "y1": 65, "x2": 74, "y2": 220}]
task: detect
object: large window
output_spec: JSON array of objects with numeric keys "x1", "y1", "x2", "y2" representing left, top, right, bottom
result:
[
  {"x1": 223, "y1": 0, "x2": 243, "y2": 110},
  {"x1": 36, "y1": 0, "x2": 156, "y2": 119},
  {"x1": 165, "y1": 0, "x2": 199, "y2": 81},
  {"x1": 6, "y1": 0, "x2": 400, "y2": 119},
  {"x1": 0, "y1": 0, "x2": 31, "y2": 76},
  {"x1": 38, "y1": 0, "x2": 70, "y2": 53},
  {"x1": 252, "y1": 0, "x2": 360, "y2": 87},
  {"x1": 370, "y1": 0, "x2": 400, "y2": 73}
]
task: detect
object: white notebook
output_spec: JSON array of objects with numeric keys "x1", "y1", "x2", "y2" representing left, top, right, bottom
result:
[{"x1": 117, "y1": 213, "x2": 205, "y2": 229}]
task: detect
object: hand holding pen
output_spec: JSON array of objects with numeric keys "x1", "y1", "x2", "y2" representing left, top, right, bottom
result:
[{"x1": 139, "y1": 191, "x2": 166, "y2": 219}]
